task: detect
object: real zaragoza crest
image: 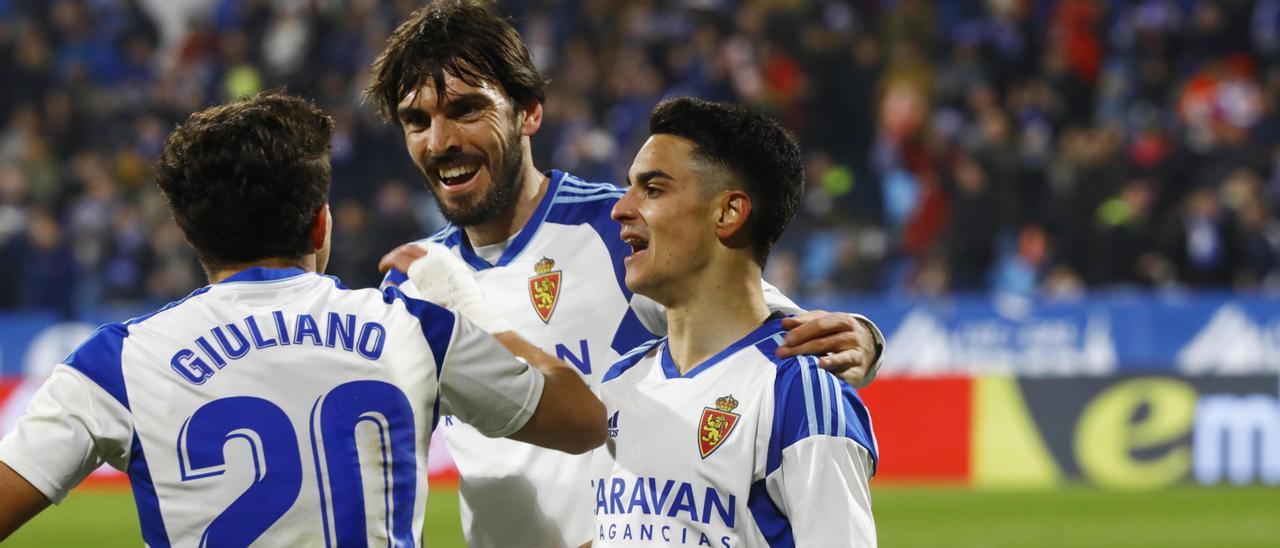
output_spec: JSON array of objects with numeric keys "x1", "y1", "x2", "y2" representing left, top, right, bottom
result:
[
  {"x1": 698, "y1": 394, "x2": 741, "y2": 459},
  {"x1": 528, "y1": 257, "x2": 562, "y2": 323}
]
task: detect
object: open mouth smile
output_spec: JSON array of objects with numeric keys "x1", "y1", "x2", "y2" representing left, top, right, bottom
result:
[
  {"x1": 436, "y1": 161, "x2": 482, "y2": 189},
  {"x1": 621, "y1": 232, "x2": 649, "y2": 265}
]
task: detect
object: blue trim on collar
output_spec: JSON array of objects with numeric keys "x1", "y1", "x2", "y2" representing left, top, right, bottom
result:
[
  {"x1": 660, "y1": 318, "x2": 787, "y2": 379},
  {"x1": 383, "y1": 268, "x2": 409, "y2": 287},
  {"x1": 459, "y1": 244, "x2": 494, "y2": 271},
  {"x1": 431, "y1": 224, "x2": 460, "y2": 245},
  {"x1": 219, "y1": 266, "x2": 309, "y2": 284},
  {"x1": 440, "y1": 226, "x2": 463, "y2": 247},
  {"x1": 456, "y1": 170, "x2": 565, "y2": 271}
]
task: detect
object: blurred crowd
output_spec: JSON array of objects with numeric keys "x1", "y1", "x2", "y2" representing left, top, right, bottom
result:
[{"x1": 2, "y1": 0, "x2": 1280, "y2": 318}]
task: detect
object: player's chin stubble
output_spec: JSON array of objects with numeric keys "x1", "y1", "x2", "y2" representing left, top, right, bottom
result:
[{"x1": 425, "y1": 125, "x2": 524, "y2": 228}]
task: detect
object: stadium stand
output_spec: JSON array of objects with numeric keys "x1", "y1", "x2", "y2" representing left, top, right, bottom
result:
[{"x1": 2, "y1": 0, "x2": 1280, "y2": 320}]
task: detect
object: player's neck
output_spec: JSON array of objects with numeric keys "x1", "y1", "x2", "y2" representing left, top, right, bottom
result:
[
  {"x1": 664, "y1": 264, "x2": 770, "y2": 375},
  {"x1": 463, "y1": 152, "x2": 547, "y2": 247},
  {"x1": 206, "y1": 255, "x2": 316, "y2": 284}
]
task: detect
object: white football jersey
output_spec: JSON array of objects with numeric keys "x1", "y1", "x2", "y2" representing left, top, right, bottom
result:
[
  {"x1": 386, "y1": 171, "x2": 660, "y2": 547},
  {"x1": 0, "y1": 267, "x2": 544, "y2": 547},
  {"x1": 592, "y1": 318, "x2": 879, "y2": 548},
  {"x1": 384, "y1": 170, "x2": 848, "y2": 547}
]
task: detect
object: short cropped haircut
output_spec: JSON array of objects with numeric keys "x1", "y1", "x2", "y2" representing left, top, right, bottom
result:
[
  {"x1": 649, "y1": 97, "x2": 804, "y2": 267},
  {"x1": 154, "y1": 91, "x2": 334, "y2": 268},
  {"x1": 366, "y1": 0, "x2": 547, "y2": 126}
]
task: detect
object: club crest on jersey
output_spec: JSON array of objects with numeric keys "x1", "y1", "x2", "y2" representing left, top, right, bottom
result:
[
  {"x1": 698, "y1": 394, "x2": 741, "y2": 459},
  {"x1": 528, "y1": 257, "x2": 562, "y2": 323}
]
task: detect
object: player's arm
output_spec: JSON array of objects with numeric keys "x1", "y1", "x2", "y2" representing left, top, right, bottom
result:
[
  {"x1": 631, "y1": 280, "x2": 886, "y2": 387},
  {"x1": 772, "y1": 438, "x2": 876, "y2": 546},
  {"x1": 0, "y1": 462, "x2": 49, "y2": 541},
  {"x1": 776, "y1": 309, "x2": 884, "y2": 388},
  {"x1": 490, "y1": 331, "x2": 607, "y2": 453},
  {"x1": 382, "y1": 243, "x2": 607, "y2": 454},
  {"x1": 765, "y1": 360, "x2": 879, "y2": 547},
  {"x1": 432, "y1": 316, "x2": 607, "y2": 454},
  {"x1": 0, "y1": 366, "x2": 133, "y2": 540}
]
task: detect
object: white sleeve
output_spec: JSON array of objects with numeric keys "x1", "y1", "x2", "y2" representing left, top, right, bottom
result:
[
  {"x1": 766, "y1": 437, "x2": 877, "y2": 547},
  {"x1": 438, "y1": 314, "x2": 546, "y2": 438},
  {"x1": 0, "y1": 365, "x2": 133, "y2": 503},
  {"x1": 383, "y1": 270, "x2": 424, "y2": 299},
  {"x1": 629, "y1": 293, "x2": 668, "y2": 336},
  {"x1": 761, "y1": 278, "x2": 805, "y2": 316},
  {"x1": 849, "y1": 314, "x2": 885, "y2": 388},
  {"x1": 398, "y1": 279, "x2": 423, "y2": 298}
]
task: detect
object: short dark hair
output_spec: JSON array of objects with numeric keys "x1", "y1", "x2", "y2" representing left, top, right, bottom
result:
[
  {"x1": 154, "y1": 91, "x2": 334, "y2": 269},
  {"x1": 366, "y1": 0, "x2": 547, "y2": 126},
  {"x1": 649, "y1": 97, "x2": 803, "y2": 267}
]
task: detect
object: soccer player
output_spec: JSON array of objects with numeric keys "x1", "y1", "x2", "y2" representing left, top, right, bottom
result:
[
  {"x1": 367, "y1": 3, "x2": 884, "y2": 546},
  {"x1": 592, "y1": 97, "x2": 878, "y2": 547},
  {"x1": 0, "y1": 92, "x2": 606, "y2": 545}
]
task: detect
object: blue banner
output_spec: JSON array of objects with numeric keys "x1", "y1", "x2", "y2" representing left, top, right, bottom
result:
[
  {"x1": 2, "y1": 293, "x2": 1279, "y2": 377},
  {"x1": 0, "y1": 308, "x2": 148, "y2": 377},
  {"x1": 0, "y1": 312, "x2": 63, "y2": 377},
  {"x1": 803, "y1": 292, "x2": 1280, "y2": 376}
]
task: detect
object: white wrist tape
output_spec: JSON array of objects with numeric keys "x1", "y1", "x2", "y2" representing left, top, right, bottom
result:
[{"x1": 406, "y1": 242, "x2": 512, "y2": 334}]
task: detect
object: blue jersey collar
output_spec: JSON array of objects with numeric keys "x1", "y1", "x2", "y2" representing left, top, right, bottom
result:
[
  {"x1": 457, "y1": 170, "x2": 565, "y2": 271},
  {"x1": 218, "y1": 266, "x2": 309, "y2": 284},
  {"x1": 661, "y1": 317, "x2": 787, "y2": 379}
]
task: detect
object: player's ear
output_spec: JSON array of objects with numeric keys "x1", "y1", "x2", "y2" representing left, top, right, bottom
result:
[
  {"x1": 310, "y1": 203, "x2": 330, "y2": 252},
  {"x1": 714, "y1": 190, "x2": 752, "y2": 242},
  {"x1": 518, "y1": 98, "x2": 543, "y2": 137}
]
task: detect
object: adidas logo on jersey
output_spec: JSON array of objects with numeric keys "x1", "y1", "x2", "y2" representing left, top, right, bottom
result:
[{"x1": 608, "y1": 410, "x2": 620, "y2": 438}]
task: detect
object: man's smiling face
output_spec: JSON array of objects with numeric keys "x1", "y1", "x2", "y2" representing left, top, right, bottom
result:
[{"x1": 397, "y1": 72, "x2": 529, "y2": 226}]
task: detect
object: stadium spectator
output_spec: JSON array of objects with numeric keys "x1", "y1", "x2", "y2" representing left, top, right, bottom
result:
[{"x1": 5, "y1": 0, "x2": 1280, "y2": 312}]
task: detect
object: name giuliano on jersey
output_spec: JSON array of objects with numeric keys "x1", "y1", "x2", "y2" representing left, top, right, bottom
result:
[
  {"x1": 0, "y1": 267, "x2": 544, "y2": 547},
  {"x1": 592, "y1": 317, "x2": 879, "y2": 548},
  {"x1": 385, "y1": 170, "x2": 662, "y2": 547}
]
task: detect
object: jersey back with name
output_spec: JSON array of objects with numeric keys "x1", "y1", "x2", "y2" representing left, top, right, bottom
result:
[
  {"x1": 592, "y1": 320, "x2": 879, "y2": 548},
  {"x1": 0, "y1": 267, "x2": 543, "y2": 547},
  {"x1": 96, "y1": 268, "x2": 449, "y2": 547},
  {"x1": 385, "y1": 170, "x2": 657, "y2": 547}
]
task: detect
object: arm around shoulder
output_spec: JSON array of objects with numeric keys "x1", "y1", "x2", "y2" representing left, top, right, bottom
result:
[{"x1": 760, "y1": 279, "x2": 886, "y2": 388}]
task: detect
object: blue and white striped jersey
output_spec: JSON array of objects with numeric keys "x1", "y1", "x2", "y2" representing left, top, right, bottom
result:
[
  {"x1": 592, "y1": 318, "x2": 879, "y2": 548},
  {"x1": 0, "y1": 267, "x2": 544, "y2": 547}
]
